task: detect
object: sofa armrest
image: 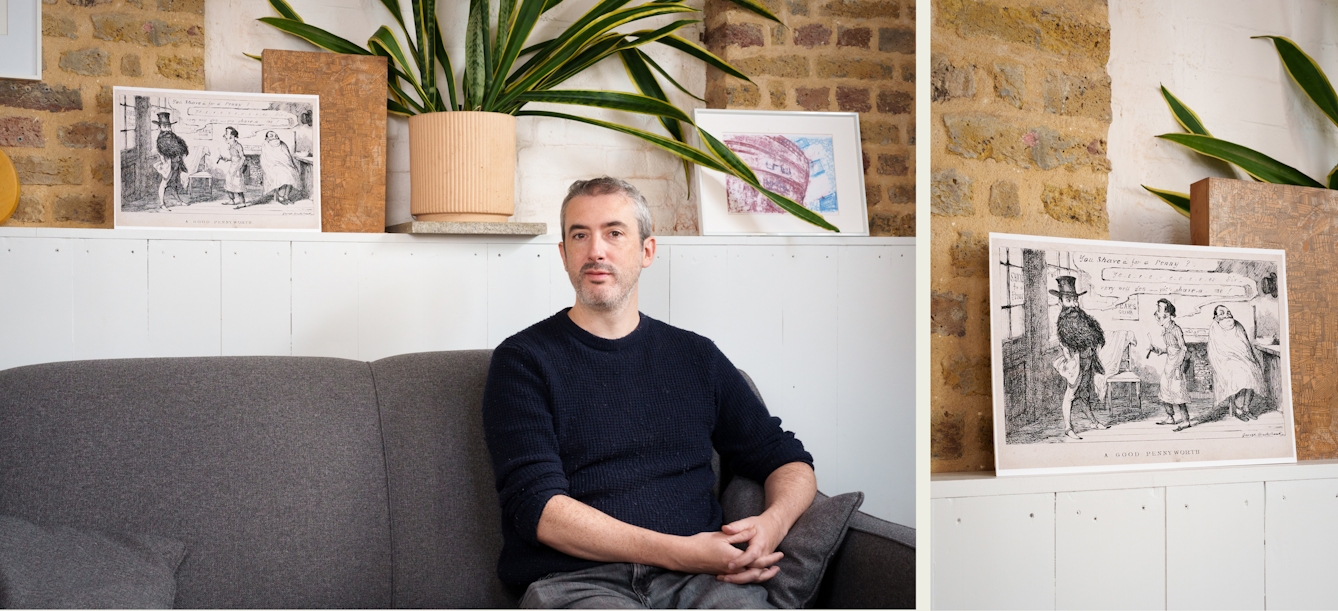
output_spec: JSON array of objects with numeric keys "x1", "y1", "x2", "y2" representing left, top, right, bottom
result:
[{"x1": 814, "y1": 510, "x2": 915, "y2": 609}]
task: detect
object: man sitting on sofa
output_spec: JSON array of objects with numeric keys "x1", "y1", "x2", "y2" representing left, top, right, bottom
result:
[{"x1": 482, "y1": 177, "x2": 817, "y2": 609}]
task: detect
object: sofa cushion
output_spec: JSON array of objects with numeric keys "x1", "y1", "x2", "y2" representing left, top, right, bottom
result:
[
  {"x1": 721, "y1": 477, "x2": 863, "y2": 609},
  {"x1": 0, "y1": 357, "x2": 393, "y2": 608},
  {"x1": 0, "y1": 514, "x2": 186, "y2": 609},
  {"x1": 371, "y1": 350, "x2": 518, "y2": 608}
]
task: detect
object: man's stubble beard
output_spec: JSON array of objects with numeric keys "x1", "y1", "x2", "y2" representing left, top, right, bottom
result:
[{"x1": 571, "y1": 261, "x2": 640, "y2": 312}]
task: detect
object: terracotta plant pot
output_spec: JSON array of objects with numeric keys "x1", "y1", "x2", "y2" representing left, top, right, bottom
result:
[{"x1": 409, "y1": 111, "x2": 515, "y2": 222}]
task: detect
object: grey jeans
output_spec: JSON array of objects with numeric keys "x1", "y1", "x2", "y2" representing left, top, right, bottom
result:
[{"x1": 520, "y1": 563, "x2": 776, "y2": 609}]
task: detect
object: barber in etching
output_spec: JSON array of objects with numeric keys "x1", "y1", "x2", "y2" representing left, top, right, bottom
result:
[
  {"x1": 1147, "y1": 298, "x2": 1192, "y2": 431},
  {"x1": 1052, "y1": 276, "x2": 1109, "y2": 439}
]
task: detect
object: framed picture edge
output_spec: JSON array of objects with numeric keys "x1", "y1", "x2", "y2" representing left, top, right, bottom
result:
[
  {"x1": 987, "y1": 232, "x2": 1296, "y2": 476},
  {"x1": 692, "y1": 109, "x2": 868, "y2": 237},
  {"x1": 112, "y1": 86, "x2": 322, "y2": 231},
  {"x1": 0, "y1": 0, "x2": 42, "y2": 81}
]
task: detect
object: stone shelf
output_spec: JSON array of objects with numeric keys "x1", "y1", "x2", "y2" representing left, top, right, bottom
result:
[{"x1": 386, "y1": 220, "x2": 547, "y2": 235}]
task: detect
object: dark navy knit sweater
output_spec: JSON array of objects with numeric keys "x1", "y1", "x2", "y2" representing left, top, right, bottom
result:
[{"x1": 481, "y1": 309, "x2": 813, "y2": 587}]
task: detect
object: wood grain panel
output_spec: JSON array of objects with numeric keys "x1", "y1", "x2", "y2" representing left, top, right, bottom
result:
[
  {"x1": 1191, "y1": 177, "x2": 1336, "y2": 459},
  {"x1": 263, "y1": 50, "x2": 387, "y2": 233}
]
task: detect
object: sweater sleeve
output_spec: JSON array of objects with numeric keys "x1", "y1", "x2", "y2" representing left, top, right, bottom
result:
[
  {"x1": 707, "y1": 344, "x2": 814, "y2": 483},
  {"x1": 481, "y1": 342, "x2": 569, "y2": 546}
]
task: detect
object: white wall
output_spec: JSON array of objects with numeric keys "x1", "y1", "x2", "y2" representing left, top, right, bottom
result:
[
  {"x1": 1107, "y1": 0, "x2": 1338, "y2": 244},
  {"x1": 206, "y1": 0, "x2": 705, "y2": 234},
  {"x1": 0, "y1": 229, "x2": 915, "y2": 527}
]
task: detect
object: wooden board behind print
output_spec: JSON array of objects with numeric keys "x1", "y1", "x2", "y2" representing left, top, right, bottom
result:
[
  {"x1": 262, "y1": 50, "x2": 387, "y2": 233},
  {"x1": 1191, "y1": 177, "x2": 1338, "y2": 460}
]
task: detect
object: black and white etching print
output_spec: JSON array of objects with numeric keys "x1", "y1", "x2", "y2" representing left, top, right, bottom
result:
[
  {"x1": 989, "y1": 233, "x2": 1297, "y2": 475},
  {"x1": 113, "y1": 86, "x2": 319, "y2": 230}
]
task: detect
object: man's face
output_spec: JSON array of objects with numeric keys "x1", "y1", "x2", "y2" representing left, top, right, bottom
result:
[
  {"x1": 558, "y1": 192, "x2": 654, "y2": 312},
  {"x1": 1061, "y1": 294, "x2": 1079, "y2": 308}
]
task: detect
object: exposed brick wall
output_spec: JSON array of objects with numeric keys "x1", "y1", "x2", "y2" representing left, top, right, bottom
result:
[
  {"x1": 703, "y1": 0, "x2": 915, "y2": 236},
  {"x1": 930, "y1": 0, "x2": 1111, "y2": 472},
  {"x1": 1, "y1": 0, "x2": 204, "y2": 228}
]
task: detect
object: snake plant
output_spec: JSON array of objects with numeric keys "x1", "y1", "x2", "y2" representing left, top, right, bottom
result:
[
  {"x1": 1145, "y1": 36, "x2": 1338, "y2": 218},
  {"x1": 254, "y1": 0, "x2": 838, "y2": 232}
]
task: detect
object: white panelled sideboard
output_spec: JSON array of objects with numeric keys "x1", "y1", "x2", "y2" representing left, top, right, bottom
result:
[
  {"x1": 932, "y1": 461, "x2": 1338, "y2": 610},
  {"x1": 0, "y1": 228, "x2": 916, "y2": 527}
]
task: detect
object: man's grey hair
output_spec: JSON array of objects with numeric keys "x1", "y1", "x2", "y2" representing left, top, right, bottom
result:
[{"x1": 560, "y1": 177, "x2": 654, "y2": 243}]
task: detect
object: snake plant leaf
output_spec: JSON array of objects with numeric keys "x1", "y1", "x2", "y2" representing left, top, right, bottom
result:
[
  {"x1": 514, "y1": 90, "x2": 693, "y2": 123},
  {"x1": 499, "y1": 2, "x2": 697, "y2": 106},
  {"x1": 1327, "y1": 162, "x2": 1338, "y2": 189},
  {"x1": 620, "y1": 48, "x2": 690, "y2": 185},
  {"x1": 434, "y1": 15, "x2": 458, "y2": 110},
  {"x1": 538, "y1": 20, "x2": 696, "y2": 95},
  {"x1": 638, "y1": 49, "x2": 705, "y2": 103},
  {"x1": 1255, "y1": 35, "x2": 1338, "y2": 130},
  {"x1": 1141, "y1": 185, "x2": 1191, "y2": 218},
  {"x1": 486, "y1": 0, "x2": 548, "y2": 110},
  {"x1": 495, "y1": 0, "x2": 517, "y2": 73},
  {"x1": 464, "y1": 0, "x2": 488, "y2": 109},
  {"x1": 419, "y1": 0, "x2": 440, "y2": 109},
  {"x1": 657, "y1": 35, "x2": 750, "y2": 81},
  {"x1": 244, "y1": 52, "x2": 262, "y2": 61},
  {"x1": 266, "y1": 0, "x2": 302, "y2": 22},
  {"x1": 518, "y1": 109, "x2": 730, "y2": 172},
  {"x1": 1159, "y1": 85, "x2": 1211, "y2": 136},
  {"x1": 696, "y1": 128, "x2": 759, "y2": 185},
  {"x1": 377, "y1": 0, "x2": 406, "y2": 38},
  {"x1": 369, "y1": 27, "x2": 431, "y2": 104},
  {"x1": 257, "y1": 17, "x2": 371, "y2": 56},
  {"x1": 1156, "y1": 133, "x2": 1324, "y2": 188},
  {"x1": 387, "y1": 97, "x2": 417, "y2": 117}
]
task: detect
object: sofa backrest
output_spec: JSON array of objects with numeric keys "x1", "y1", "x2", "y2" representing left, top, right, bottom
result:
[
  {"x1": 0, "y1": 357, "x2": 395, "y2": 608},
  {"x1": 371, "y1": 350, "x2": 518, "y2": 608}
]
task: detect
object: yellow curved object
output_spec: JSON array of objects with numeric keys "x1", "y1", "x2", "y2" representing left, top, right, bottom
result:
[{"x1": 0, "y1": 149, "x2": 18, "y2": 224}]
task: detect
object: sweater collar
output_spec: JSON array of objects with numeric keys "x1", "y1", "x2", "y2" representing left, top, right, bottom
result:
[{"x1": 556, "y1": 307, "x2": 647, "y2": 351}]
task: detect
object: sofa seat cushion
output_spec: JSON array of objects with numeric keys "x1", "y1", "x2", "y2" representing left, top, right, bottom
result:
[{"x1": 0, "y1": 514, "x2": 186, "y2": 609}]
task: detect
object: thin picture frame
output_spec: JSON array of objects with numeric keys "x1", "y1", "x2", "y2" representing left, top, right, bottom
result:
[
  {"x1": 0, "y1": 0, "x2": 42, "y2": 81},
  {"x1": 113, "y1": 86, "x2": 321, "y2": 231},
  {"x1": 694, "y1": 109, "x2": 868, "y2": 236},
  {"x1": 989, "y1": 232, "x2": 1296, "y2": 476}
]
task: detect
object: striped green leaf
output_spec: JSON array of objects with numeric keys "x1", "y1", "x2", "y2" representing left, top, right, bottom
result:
[
  {"x1": 267, "y1": 0, "x2": 302, "y2": 22},
  {"x1": 256, "y1": 17, "x2": 371, "y2": 56},
  {"x1": 696, "y1": 128, "x2": 759, "y2": 184},
  {"x1": 465, "y1": 0, "x2": 488, "y2": 109},
  {"x1": 1159, "y1": 85, "x2": 1210, "y2": 136},
  {"x1": 1141, "y1": 185, "x2": 1191, "y2": 218},
  {"x1": 638, "y1": 49, "x2": 704, "y2": 103},
  {"x1": 1255, "y1": 35, "x2": 1338, "y2": 130},
  {"x1": 620, "y1": 48, "x2": 690, "y2": 185},
  {"x1": 514, "y1": 90, "x2": 693, "y2": 123},
  {"x1": 1327, "y1": 162, "x2": 1338, "y2": 189},
  {"x1": 1156, "y1": 133, "x2": 1323, "y2": 188},
  {"x1": 657, "y1": 35, "x2": 750, "y2": 81}
]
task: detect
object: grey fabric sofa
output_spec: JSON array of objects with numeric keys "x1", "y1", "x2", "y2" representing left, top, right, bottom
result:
[{"x1": 0, "y1": 351, "x2": 914, "y2": 608}]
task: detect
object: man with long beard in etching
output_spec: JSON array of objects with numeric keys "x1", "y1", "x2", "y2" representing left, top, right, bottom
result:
[{"x1": 1052, "y1": 276, "x2": 1109, "y2": 440}]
